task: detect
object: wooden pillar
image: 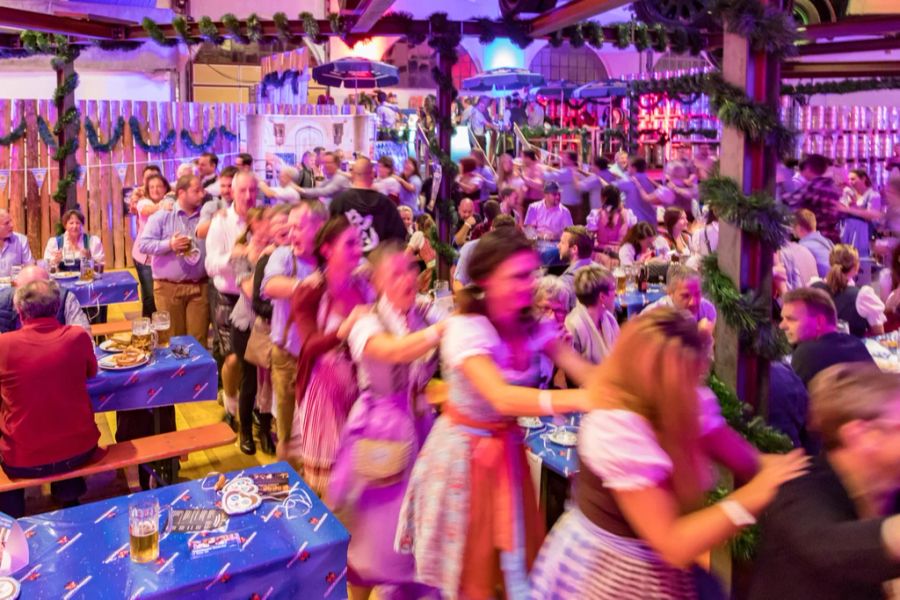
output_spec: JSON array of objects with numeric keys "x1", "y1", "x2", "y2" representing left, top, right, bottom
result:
[
  {"x1": 713, "y1": 3, "x2": 783, "y2": 597},
  {"x1": 435, "y1": 49, "x2": 454, "y2": 281},
  {"x1": 56, "y1": 58, "x2": 78, "y2": 216}
]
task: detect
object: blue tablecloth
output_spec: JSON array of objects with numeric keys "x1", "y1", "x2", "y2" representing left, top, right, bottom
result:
[
  {"x1": 615, "y1": 285, "x2": 666, "y2": 317},
  {"x1": 523, "y1": 415, "x2": 581, "y2": 478},
  {"x1": 16, "y1": 462, "x2": 350, "y2": 599},
  {"x1": 60, "y1": 271, "x2": 139, "y2": 307},
  {"x1": 88, "y1": 336, "x2": 217, "y2": 413}
]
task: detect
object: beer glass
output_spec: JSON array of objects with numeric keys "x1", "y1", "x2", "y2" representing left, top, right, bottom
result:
[
  {"x1": 131, "y1": 318, "x2": 156, "y2": 353},
  {"x1": 62, "y1": 248, "x2": 76, "y2": 270},
  {"x1": 614, "y1": 268, "x2": 626, "y2": 295},
  {"x1": 129, "y1": 498, "x2": 160, "y2": 563},
  {"x1": 79, "y1": 258, "x2": 94, "y2": 283},
  {"x1": 152, "y1": 311, "x2": 171, "y2": 349}
]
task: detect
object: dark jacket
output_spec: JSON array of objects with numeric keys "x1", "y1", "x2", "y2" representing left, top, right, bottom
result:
[
  {"x1": 750, "y1": 456, "x2": 900, "y2": 600},
  {"x1": 0, "y1": 286, "x2": 71, "y2": 333}
]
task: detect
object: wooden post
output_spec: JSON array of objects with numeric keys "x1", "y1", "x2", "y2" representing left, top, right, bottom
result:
[
  {"x1": 56, "y1": 57, "x2": 78, "y2": 216},
  {"x1": 435, "y1": 49, "x2": 454, "y2": 281},
  {"x1": 713, "y1": 2, "x2": 783, "y2": 596}
]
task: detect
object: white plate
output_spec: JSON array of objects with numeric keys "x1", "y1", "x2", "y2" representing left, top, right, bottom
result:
[
  {"x1": 51, "y1": 271, "x2": 78, "y2": 280},
  {"x1": 99, "y1": 353, "x2": 149, "y2": 370},
  {"x1": 99, "y1": 339, "x2": 129, "y2": 353},
  {"x1": 547, "y1": 429, "x2": 578, "y2": 447},
  {"x1": 517, "y1": 417, "x2": 544, "y2": 429}
]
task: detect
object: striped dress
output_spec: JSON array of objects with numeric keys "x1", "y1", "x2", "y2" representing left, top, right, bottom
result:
[{"x1": 529, "y1": 409, "x2": 722, "y2": 599}]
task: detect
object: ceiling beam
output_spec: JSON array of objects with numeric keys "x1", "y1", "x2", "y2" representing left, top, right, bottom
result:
[
  {"x1": 529, "y1": 0, "x2": 633, "y2": 38},
  {"x1": 797, "y1": 36, "x2": 900, "y2": 55},
  {"x1": 0, "y1": 7, "x2": 125, "y2": 39},
  {"x1": 801, "y1": 15, "x2": 900, "y2": 40},
  {"x1": 782, "y1": 60, "x2": 900, "y2": 78},
  {"x1": 342, "y1": 0, "x2": 397, "y2": 34}
]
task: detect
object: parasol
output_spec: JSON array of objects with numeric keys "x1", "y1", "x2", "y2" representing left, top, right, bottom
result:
[
  {"x1": 311, "y1": 57, "x2": 400, "y2": 88},
  {"x1": 461, "y1": 68, "x2": 546, "y2": 95},
  {"x1": 573, "y1": 79, "x2": 629, "y2": 99}
]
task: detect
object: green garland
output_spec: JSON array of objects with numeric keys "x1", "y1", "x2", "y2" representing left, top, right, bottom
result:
[
  {"x1": 428, "y1": 225, "x2": 458, "y2": 266},
  {"x1": 299, "y1": 12, "x2": 319, "y2": 39},
  {"x1": 180, "y1": 128, "x2": 219, "y2": 153},
  {"x1": 129, "y1": 116, "x2": 177, "y2": 154},
  {"x1": 36, "y1": 116, "x2": 58, "y2": 150},
  {"x1": 246, "y1": 13, "x2": 263, "y2": 44},
  {"x1": 272, "y1": 12, "x2": 292, "y2": 42},
  {"x1": 52, "y1": 74, "x2": 79, "y2": 105},
  {"x1": 85, "y1": 116, "x2": 125, "y2": 153},
  {"x1": 701, "y1": 176, "x2": 790, "y2": 249},
  {"x1": 631, "y1": 73, "x2": 795, "y2": 157},
  {"x1": 712, "y1": 0, "x2": 799, "y2": 60},
  {"x1": 198, "y1": 16, "x2": 222, "y2": 45},
  {"x1": 221, "y1": 13, "x2": 247, "y2": 44},
  {"x1": 260, "y1": 70, "x2": 301, "y2": 98},
  {"x1": 172, "y1": 16, "x2": 197, "y2": 46},
  {"x1": 782, "y1": 77, "x2": 900, "y2": 97},
  {"x1": 141, "y1": 17, "x2": 177, "y2": 47},
  {"x1": 702, "y1": 254, "x2": 791, "y2": 361},
  {"x1": 0, "y1": 118, "x2": 26, "y2": 146},
  {"x1": 706, "y1": 373, "x2": 792, "y2": 562}
]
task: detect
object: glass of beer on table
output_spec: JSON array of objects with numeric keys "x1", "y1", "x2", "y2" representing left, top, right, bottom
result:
[
  {"x1": 131, "y1": 318, "x2": 156, "y2": 353},
  {"x1": 79, "y1": 258, "x2": 94, "y2": 282},
  {"x1": 129, "y1": 498, "x2": 160, "y2": 563},
  {"x1": 614, "y1": 267, "x2": 627, "y2": 295},
  {"x1": 152, "y1": 311, "x2": 171, "y2": 348}
]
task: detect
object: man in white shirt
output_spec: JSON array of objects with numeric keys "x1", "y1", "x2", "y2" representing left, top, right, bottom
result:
[
  {"x1": 205, "y1": 171, "x2": 257, "y2": 444},
  {"x1": 294, "y1": 151, "x2": 350, "y2": 207},
  {"x1": 469, "y1": 97, "x2": 491, "y2": 155},
  {"x1": 197, "y1": 166, "x2": 237, "y2": 240},
  {"x1": 260, "y1": 166, "x2": 301, "y2": 205},
  {"x1": 197, "y1": 151, "x2": 220, "y2": 194},
  {"x1": 376, "y1": 91, "x2": 398, "y2": 131},
  {"x1": 645, "y1": 263, "x2": 717, "y2": 324},
  {"x1": 524, "y1": 181, "x2": 574, "y2": 242},
  {"x1": 609, "y1": 151, "x2": 630, "y2": 180}
]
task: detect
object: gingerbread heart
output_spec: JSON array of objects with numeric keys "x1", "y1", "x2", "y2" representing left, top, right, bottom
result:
[
  {"x1": 223, "y1": 477, "x2": 259, "y2": 495},
  {"x1": 222, "y1": 489, "x2": 262, "y2": 515}
]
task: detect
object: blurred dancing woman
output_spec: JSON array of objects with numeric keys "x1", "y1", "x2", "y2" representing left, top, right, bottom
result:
[
  {"x1": 396, "y1": 228, "x2": 593, "y2": 599},
  {"x1": 329, "y1": 241, "x2": 444, "y2": 600},
  {"x1": 529, "y1": 309, "x2": 808, "y2": 598},
  {"x1": 291, "y1": 215, "x2": 373, "y2": 494}
]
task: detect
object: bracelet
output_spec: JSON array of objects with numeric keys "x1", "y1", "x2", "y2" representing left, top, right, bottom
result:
[
  {"x1": 423, "y1": 325, "x2": 440, "y2": 345},
  {"x1": 719, "y1": 500, "x2": 756, "y2": 527},
  {"x1": 538, "y1": 390, "x2": 554, "y2": 414}
]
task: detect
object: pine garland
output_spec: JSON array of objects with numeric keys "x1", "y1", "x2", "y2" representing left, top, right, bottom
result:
[
  {"x1": 221, "y1": 13, "x2": 247, "y2": 44},
  {"x1": 36, "y1": 116, "x2": 58, "y2": 150},
  {"x1": 712, "y1": 0, "x2": 799, "y2": 60},
  {"x1": 701, "y1": 176, "x2": 790, "y2": 249},
  {"x1": 129, "y1": 116, "x2": 177, "y2": 154},
  {"x1": 180, "y1": 128, "x2": 219, "y2": 153},
  {"x1": 52, "y1": 74, "x2": 79, "y2": 105},
  {"x1": 198, "y1": 17, "x2": 222, "y2": 45},
  {"x1": 246, "y1": 13, "x2": 263, "y2": 44},
  {"x1": 141, "y1": 17, "x2": 177, "y2": 47},
  {"x1": 299, "y1": 12, "x2": 319, "y2": 39},
  {"x1": 702, "y1": 254, "x2": 791, "y2": 361},
  {"x1": 85, "y1": 116, "x2": 125, "y2": 153},
  {"x1": 782, "y1": 77, "x2": 900, "y2": 97},
  {"x1": 0, "y1": 118, "x2": 26, "y2": 146},
  {"x1": 172, "y1": 16, "x2": 197, "y2": 46},
  {"x1": 272, "y1": 12, "x2": 292, "y2": 42}
]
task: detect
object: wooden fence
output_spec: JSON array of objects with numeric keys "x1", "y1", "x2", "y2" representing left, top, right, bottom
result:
[{"x1": 0, "y1": 99, "x2": 348, "y2": 269}]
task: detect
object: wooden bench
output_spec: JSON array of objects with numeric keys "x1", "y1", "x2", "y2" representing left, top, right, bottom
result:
[
  {"x1": 90, "y1": 320, "x2": 132, "y2": 338},
  {"x1": 0, "y1": 422, "x2": 236, "y2": 493}
]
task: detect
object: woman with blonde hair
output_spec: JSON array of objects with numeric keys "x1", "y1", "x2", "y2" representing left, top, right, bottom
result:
[
  {"x1": 530, "y1": 308, "x2": 808, "y2": 598},
  {"x1": 811, "y1": 243, "x2": 885, "y2": 337}
]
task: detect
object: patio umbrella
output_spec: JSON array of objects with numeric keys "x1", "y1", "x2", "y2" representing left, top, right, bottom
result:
[
  {"x1": 529, "y1": 80, "x2": 579, "y2": 101},
  {"x1": 461, "y1": 68, "x2": 545, "y2": 95},
  {"x1": 573, "y1": 79, "x2": 629, "y2": 99},
  {"x1": 311, "y1": 57, "x2": 400, "y2": 88}
]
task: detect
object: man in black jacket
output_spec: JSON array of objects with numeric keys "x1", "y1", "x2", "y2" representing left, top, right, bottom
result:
[
  {"x1": 750, "y1": 363, "x2": 900, "y2": 600},
  {"x1": 780, "y1": 287, "x2": 874, "y2": 386}
]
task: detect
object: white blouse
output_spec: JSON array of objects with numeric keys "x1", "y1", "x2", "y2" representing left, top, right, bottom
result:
[
  {"x1": 810, "y1": 277, "x2": 887, "y2": 327},
  {"x1": 43, "y1": 233, "x2": 105, "y2": 265}
]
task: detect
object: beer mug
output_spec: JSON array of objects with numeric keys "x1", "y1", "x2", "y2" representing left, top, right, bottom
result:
[
  {"x1": 129, "y1": 498, "x2": 160, "y2": 563},
  {"x1": 79, "y1": 258, "x2": 94, "y2": 282},
  {"x1": 152, "y1": 311, "x2": 171, "y2": 349},
  {"x1": 613, "y1": 268, "x2": 627, "y2": 295},
  {"x1": 131, "y1": 318, "x2": 157, "y2": 352}
]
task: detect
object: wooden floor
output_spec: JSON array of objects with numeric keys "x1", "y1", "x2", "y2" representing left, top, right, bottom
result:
[{"x1": 23, "y1": 271, "x2": 276, "y2": 516}]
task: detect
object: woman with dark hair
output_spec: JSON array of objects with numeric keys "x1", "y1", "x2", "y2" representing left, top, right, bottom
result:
[
  {"x1": 530, "y1": 309, "x2": 807, "y2": 598},
  {"x1": 840, "y1": 168, "x2": 882, "y2": 258},
  {"x1": 588, "y1": 184, "x2": 633, "y2": 251},
  {"x1": 289, "y1": 215, "x2": 374, "y2": 493},
  {"x1": 661, "y1": 206, "x2": 692, "y2": 258},
  {"x1": 44, "y1": 209, "x2": 105, "y2": 270},
  {"x1": 396, "y1": 227, "x2": 592, "y2": 598},
  {"x1": 454, "y1": 157, "x2": 484, "y2": 205},
  {"x1": 690, "y1": 207, "x2": 719, "y2": 260},
  {"x1": 396, "y1": 157, "x2": 423, "y2": 215},
  {"x1": 812, "y1": 243, "x2": 885, "y2": 337},
  {"x1": 618, "y1": 222, "x2": 661, "y2": 266},
  {"x1": 132, "y1": 173, "x2": 173, "y2": 317}
]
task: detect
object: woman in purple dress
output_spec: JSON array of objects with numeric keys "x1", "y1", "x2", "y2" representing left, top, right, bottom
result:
[{"x1": 329, "y1": 241, "x2": 445, "y2": 599}]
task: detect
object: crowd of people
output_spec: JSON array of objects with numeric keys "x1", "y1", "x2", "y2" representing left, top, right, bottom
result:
[{"x1": 1, "y1": 138, "x2": 900, "y2": 599}]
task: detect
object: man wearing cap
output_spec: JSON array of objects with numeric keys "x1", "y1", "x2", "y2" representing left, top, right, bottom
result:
[{"x1": 524, "y1": 181, "x2": 574, "y2": 243}]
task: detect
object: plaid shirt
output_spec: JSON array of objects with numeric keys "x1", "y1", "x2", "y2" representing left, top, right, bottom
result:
[{"x1": 783, "y1": 176, "x2": 842, "y2": 243}]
